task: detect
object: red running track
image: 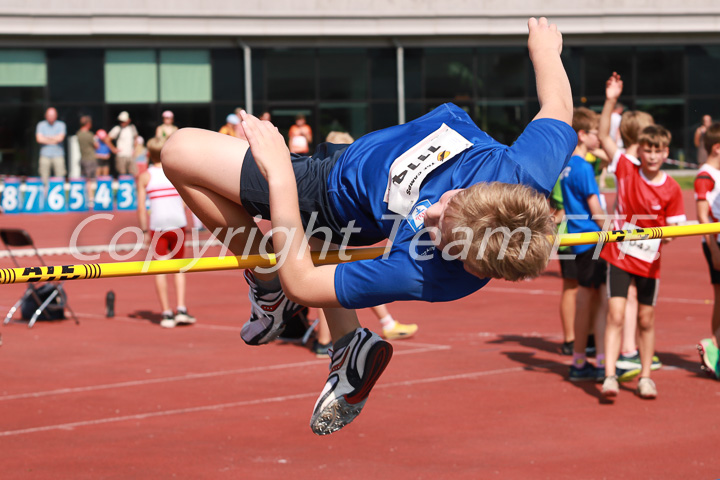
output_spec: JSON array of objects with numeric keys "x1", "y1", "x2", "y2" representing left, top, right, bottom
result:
[{"x1": 0, "y1": 191, "x2": 718, "y2": 479}]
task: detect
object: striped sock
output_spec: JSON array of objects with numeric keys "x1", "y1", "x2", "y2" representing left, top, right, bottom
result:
[{"x1": 572, "y1": 353, "x2": 587, "y2": 368}]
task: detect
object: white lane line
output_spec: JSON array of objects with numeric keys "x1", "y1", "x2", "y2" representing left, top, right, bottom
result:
[
  {"x1": 0, "y1": 365, "x2": 535, "y2": 438},
  {"x1": 0, "y1": 344, "x2": 450, "y2": 402},
  {"x1": 484, "y1": 287, "x2": 710, "y2": 305}
]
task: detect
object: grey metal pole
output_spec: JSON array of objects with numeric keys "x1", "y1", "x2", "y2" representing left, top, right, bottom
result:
[
  {"x1": 396, "y1": 42, "x2": 405, "y2": 125},
  {"x1": 242, "y1": 42, "x2": 253, "y2": 115}
]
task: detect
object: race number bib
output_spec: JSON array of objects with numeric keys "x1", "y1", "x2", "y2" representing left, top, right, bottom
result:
[
  {"x1": 384, "y1": 124, "x2": 472, "y2": 216},
  {"x1": 618, "y1": 222, "x2": 660, "y2": 263}
]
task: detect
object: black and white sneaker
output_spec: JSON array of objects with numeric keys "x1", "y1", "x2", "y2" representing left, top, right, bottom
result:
[
  {"x1": 240, "y1": 270, "x2": 306, "y2": 346},
  {"x1": 310, "y1": 328, "x2": 393, "y2": 435}
]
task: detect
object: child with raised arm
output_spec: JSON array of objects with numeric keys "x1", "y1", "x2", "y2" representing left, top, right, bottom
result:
[
  {"x1": 162, "y1": 17, "x2": 575, "y2": 435},
  {"x1": 598, "y1": 73, "x2": 686, "y2": 399},
  {"x1": 695, "y1": 122, "x2": 720, "y2": 378}
]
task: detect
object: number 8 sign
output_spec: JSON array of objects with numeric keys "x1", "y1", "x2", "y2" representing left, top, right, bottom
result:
[{"x1": 1, "y1": 177, "x2": 21, "y2": 214}]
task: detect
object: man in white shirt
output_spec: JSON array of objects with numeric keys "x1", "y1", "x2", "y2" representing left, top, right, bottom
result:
[{"x1": 106, "y1": 111, "x2": 138, "y2": 176}]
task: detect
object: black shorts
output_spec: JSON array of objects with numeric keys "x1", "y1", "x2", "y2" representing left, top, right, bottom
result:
[
  {"x1": 702, "y1": 242, "x2": 720, "y2": 284},
  {"x1": 607, "y1": 263, "x2": 659, "y2": 306},
  {"x1": 559, "y1": 255, "x2": 577, "y2": 280},
  {"x1": 574, "y1": 249, "x2": 607, "y2": 288},
  {"x1": 240, "y1": 142, "x2": 350, "y2": 245}
]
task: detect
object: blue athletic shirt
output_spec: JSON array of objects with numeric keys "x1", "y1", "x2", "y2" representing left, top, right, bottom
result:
[
  {"x1": 328, "y1": 103, "x2": 577, "y2": 309},
  {"x1": 559, "y1": 155, "x2": 601, "y2": 255}
]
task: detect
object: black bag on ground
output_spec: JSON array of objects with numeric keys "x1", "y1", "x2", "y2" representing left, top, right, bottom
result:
[{"x1": 21, "y1": 284, "x2": 67, "y2": 321}]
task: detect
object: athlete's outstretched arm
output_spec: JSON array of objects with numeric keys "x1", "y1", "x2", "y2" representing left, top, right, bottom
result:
[
  {"x1": 240, "y1": 111, "x2": 342, "y2": 308},
  {"x1": 528, "y1": 17, "x2": 572, "y2": 125}
]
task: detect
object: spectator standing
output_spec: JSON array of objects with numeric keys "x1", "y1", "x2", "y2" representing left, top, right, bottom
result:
[
  {"x1": 695, "y1": 115, "x2": 713, "y2": 166},
  {"x1": 106, "y1": 111, "x2": 139, "y2": 176},
  {"x1": 260, "y1": 111, "x2": 272, "y2": 122},
  {"x1": 95, "y1": 129, "x2": 111, "y2": 177},
  {"x1": 288, "y1": 113, "x2": 312, "y2": 154},
  {"x1": 219, "y1": 114, "x2": 239, "y2": 137},
  {"x1": 134, "y1": 136, "x2": 148, "y2": 176},
  {"x1": 36, "y1": 107, "x2": 67, "y2": 184},
  {"x1": 156, "y1": 110, "x2": 178, "y2": 140},
  {"x1": 76, "y1": 115, "x2": 97, "y2": 200}
]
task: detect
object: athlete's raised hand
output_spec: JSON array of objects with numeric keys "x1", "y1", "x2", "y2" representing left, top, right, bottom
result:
[
  {"x1": 606, "y1": 72, "x2": 623, "y2": 101},
  {"x1": 528, "y1": 17, "x2": 563, "y2": 58},
  {"x1": 239, "y1": 110, "x2": 291, "y2": 181}
]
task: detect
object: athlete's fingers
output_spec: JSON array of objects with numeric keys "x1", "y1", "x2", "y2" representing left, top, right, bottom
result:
[
  {"x1": 240, "y1": 111, "x2": 266, "y2": 143},
  {"x1": 549, "y1": 23, "x2": 557, "y2": 32},
  {"x1": 538, "y1": 17, "x2": 548, "y2": 28},
  {"x1": 528, "y1": 17, "x2": 538, "y2": 31}
]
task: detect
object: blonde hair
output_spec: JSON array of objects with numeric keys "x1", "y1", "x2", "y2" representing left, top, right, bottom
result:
[
  {"x1": 638, "y1": 124, "x2": 671, "y2": 149},
  {"x1": 619, "y1": 110, "x2": 654, "y2": 147},
  {"x1": 326, "y1": 131, "x2": 355, "y2": 144},
  {"x1": 442, "y1": 182, "x2": 554, "y2": 281},
  {"x1": 147, "y1": 137, "x2": 166, "y2": 164},
  {"x1": 572, "y1": 107, "x2": 598, "y2": 134}
]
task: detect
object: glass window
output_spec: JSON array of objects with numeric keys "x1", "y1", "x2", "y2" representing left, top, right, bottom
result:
[
  {"x1": 318, "y1": 103, "x2": 367, "y2": 142},
  {"x1": 687, "y1": 45, "x2": 720, "y2": 96},
  {"x1": 0, "y1": 105, "x2": 46, "y2": 176},
  {"x1": 211, "y1": 49, "x2": 245, "y2": 103},
  {"x1": 105, "y1": 50, "x2": 158, "y2": 103},
  {"x1": 0, "y1": 50, "x2": 46, "y2": 87},
  {"x1": 635, "y1": 99, "x2": 685, "y2": 161},
  {"x1": 158, "y1": 105, "x2": 211, "y2": 131},
  {"x1": 636, "y1": 47, "x2": 683, "y2": 96},
  {"x1": 424, "y1": 48, "x2": 474, "y2": 100},
  {"x1": 370, "y1": 102, "x2": 398, "y2": 132},
  {"x1": 478, "y1": 48, "x2": 526, "y2": 99},
  {"x1": 475, "y1": 100, "x2": 526, "y2": 145},
  {"x1": 318, "y1": 49, "x2": 367, "y2": 101},
  {"x1": 265, "y1": 49, "x2": 315, "y2": 101},
  {"x1": 0, "y1": 86, "x2": 44, "y2": 104},
  {"x1": 159, "y1": 50, "x2": 211, "y2": 103},
  {"x1": 403, "y1": 48, "x2": 423, "y2": 100},
  {"x1": 370, "y1": 49, "x2": 396, "y2": 100},
  {"x1": 48, "y1": 49, "x2": 104, "y2": 102},
  {"x1": 583, "y1": 47, "x2": 634, "y2": 98}
]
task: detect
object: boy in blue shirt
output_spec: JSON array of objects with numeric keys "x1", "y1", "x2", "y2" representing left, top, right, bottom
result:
[
  {"x1": 163, "y1": 18, "x2": 576, "y2": 435},
  {"x1": 560, "y1": 107, "x2": 611, "y2": 382}
]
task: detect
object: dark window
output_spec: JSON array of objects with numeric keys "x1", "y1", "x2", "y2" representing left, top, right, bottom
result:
[
  {"x1": 318, "y1": 103, "x2": 367, "y2": 142},
  {"x1": 635, "y1": 99, "x2": 685, "y2": 160},
  {"x1": 318, "y1": 49, "x2": 367, "y2": 101},
  {"x1": 370, "y1": 102, "x2": 398, "y2": 132},
  {"x1": 211, "y1": 49, "x2": 245, "y2": 103},
  {"x1": 0, "y1": 105, "x2": 45, "y2": 176},
  {"x1": 265, "y1": 49, "x2": 315, "y2": 101},
  {"x1": 370, "y1": 49, "x2": 397, "y2": 100},
  {"x1": 158, "y1": 105, "x2": 211, "y2": 131},
  {"x1": 47, "y1": 49, "x2": 104, "y2": 102},
  {"x1": 476, "y1": 101, "x2": 526, "y2": 145},
  {"x1": 424, "y1": 48, "x2": 474, "y2": 100},
  {"x1": 636, "y1": 47, "x2": 683, "y2": 96},
  {"x1": 687, "y1": 45, "x2": 720, "y2": 96},
  {"x1": 479, "y1": 48, "x2": 526, "y2": 99},
  {"x1": 0, "y1": 86, "x2": 44, "y2": 104},
  {"x1": 583, "y1": 47, "x2": 634, "y2": 98},
  {"x1": 403, "y1": 49, "x2": 423, "y2": 100}
]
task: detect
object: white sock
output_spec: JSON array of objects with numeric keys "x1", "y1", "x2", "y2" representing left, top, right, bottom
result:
[
  {"x1": 162, "y1": 310, "x2": 173, "y2": 317},
  {"x1": 379, "y1": 315, "x2": 396, "y2": 330},
  {"x1": 176, "y1": 306, "x2": 187, "y2": 314}
]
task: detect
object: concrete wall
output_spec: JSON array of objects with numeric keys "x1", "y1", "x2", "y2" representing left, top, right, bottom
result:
[{"x1": 1, "y1": 0, "x2": 719, "y2": 38}]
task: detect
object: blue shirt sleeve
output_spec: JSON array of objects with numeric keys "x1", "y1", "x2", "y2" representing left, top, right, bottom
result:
[
  {"x1": 577, "y1": 160, "x2": 600, "y2": 199},
  {"x1": 501, "y1": 118, "x2": 577, "y2": 195}
]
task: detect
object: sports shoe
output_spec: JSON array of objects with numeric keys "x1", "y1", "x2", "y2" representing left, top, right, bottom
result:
[
  {"x1": 602, "y1": 375, "x2": 619, "y2": 398},
  {"x1": 636, "y1": 377, "x2": 657, "y2": 399},
  {"x1": 561, "y1": 340, "x2": 574, "y2": 356},
  {"x1": 382, "y1": 321, "x2": 418, "y2": 340},
  {"x1": 312, "y1": 340, "x2": 332, "y2": 358},
  {"x1": 310, "y1": 328, "x2": 393, "y2": 436},
  {"x1": 616, "y1": 366, "x2": 641, "y2": 382},
  {"x1": 240, "y1": 270, "x2": 306, "y2": 346},
  {"x1": 697, "y1": 338, "x2": 720, "y2": 379},
  {"x1": 595, "y1": 366, "x2": 605, "y2": 383},
  {"x1": 616, "y1": 352, "x2": 662, "y2": 371},
  {"x1": 160, "y1": 312, "x2": 176, "y2": 328},
  {"x1": 174, "y1": 309, "x2": 196, "y2": 325},
  {"x1": 569, "y1": 362, "x2": 597, "y2": 382}
]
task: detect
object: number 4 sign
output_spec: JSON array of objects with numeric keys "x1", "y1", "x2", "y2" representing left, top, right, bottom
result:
[{"x1": 94, "y1": 176, "x2": 113, "y2": 211}]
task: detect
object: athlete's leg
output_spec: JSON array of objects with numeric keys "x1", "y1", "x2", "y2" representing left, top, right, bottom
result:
[
  {"x1": 162, "y1": 128, "x2": 269, "y2": 274},
  {"x1": 154, "y1": 274, "x2": 170, "y2": 312},
  {"x1": 636, "y1": 304, "x2": 656, "y2": 379}
]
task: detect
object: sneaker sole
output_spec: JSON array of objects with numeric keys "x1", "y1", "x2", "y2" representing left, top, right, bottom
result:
[
  {"x1": 602, "y1": 389, "x2": 618, "y2": 398},
  {"x1": 382, "y1": 331, "x2": 417, "y2": 341},
  {"x1": 310, "y1": 340, "x2": 393, "y2": 435},
  {"x1": 174, "y1": 314, "x2": 196, "y2": 325},
  {"x1": 569, "y1": 376, "x2": 597, "y2": 383},
  {"x1": 617, "y1": 369, "x2": 641, "y2": 382}
]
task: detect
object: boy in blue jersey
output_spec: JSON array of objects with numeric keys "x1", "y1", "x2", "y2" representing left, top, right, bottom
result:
[
  {"x1": 163, "y1": 17, "x2": 575, "y2": 435},
  {"x1": 560, "y1": 107, "x2": 611, "y2": 382}
]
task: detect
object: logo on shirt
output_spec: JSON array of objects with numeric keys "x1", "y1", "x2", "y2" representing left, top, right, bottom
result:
[
  {"x1": 651, "y1": 205, "x2": 662, "y2": 210},
  {"x1": 437, "y1": 150, "x2": 450, "y2": 162},
  {"x1": 406, "y1": 199, "x2": 432, "y2": 233}
]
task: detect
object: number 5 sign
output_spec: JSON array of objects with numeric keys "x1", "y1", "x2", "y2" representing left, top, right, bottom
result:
[{"x1": 68, "y1": 178, "x2": 89, "y2": 212}]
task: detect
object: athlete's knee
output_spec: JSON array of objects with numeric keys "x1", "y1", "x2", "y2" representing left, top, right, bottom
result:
[{"x1": 161, "y1": 127, "x2": 195, "y2": 175}]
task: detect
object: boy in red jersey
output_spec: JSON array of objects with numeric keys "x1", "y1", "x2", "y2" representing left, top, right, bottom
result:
[
  {"x1": 598, "y1": 73, "x2": 686, "y2": 399},
  {"x1": 695, "y1": 122, "x2": 720, "y2": 378}
]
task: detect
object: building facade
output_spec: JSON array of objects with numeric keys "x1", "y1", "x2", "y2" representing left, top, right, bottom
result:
[{"x1": 1, "y1": 1, "x2": 719, "y2": 175}]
